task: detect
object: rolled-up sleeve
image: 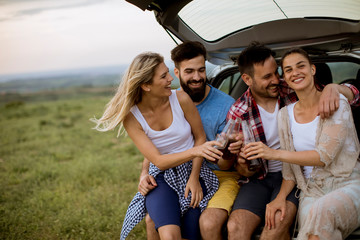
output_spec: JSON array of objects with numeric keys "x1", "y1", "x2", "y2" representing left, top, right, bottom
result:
[{"x1": 342, "y1": 83, "x2": 360, "y2": 107}]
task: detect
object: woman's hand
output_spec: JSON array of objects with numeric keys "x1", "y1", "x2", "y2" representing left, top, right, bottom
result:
[
  {"x1": 265, "y1": 198, "x2": 287, "y2": 230},
  {"x1": 185, "y1": 177, "x2": 203, "y2": 208},
  {"x1": 243, "y1": 141, "x2": 276, "y2": 161},
  {"x1": 138, "y1": 174, "x2": 157, "y2": 196},
  {"x1": 191, "y1": 141, "x2": 223, "y2": 162}
]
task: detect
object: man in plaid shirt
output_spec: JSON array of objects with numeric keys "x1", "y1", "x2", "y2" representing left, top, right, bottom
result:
[{"x1": 226, "y1": 42, "x2": 359, "y2": 240}]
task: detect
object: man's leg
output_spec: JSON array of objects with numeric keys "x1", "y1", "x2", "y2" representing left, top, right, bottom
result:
[
  {"x1": 145, "y1": 173, "x2": 181, "y2": 240},
  {"x1": 200, "y1": 170, "x2": 241, "y2": 240},
  {"x1": 199, "y1": 208, "x2": 228, "y2": 240},
  {"x1": 260, "y1": 201, "x2": 297, "y2": 240},
  {"x1": 228, "y1": 209, "x2": 261, "y2": 240},
  {"x1": 145, "y1": 214, "x2": 160, "y2": 240},
  {"x1": 260, "y1": 172, "x2": 299, "y2": 240},
  {"x1": 227, "y1": 177, "x2": 272, "y2": 240}
]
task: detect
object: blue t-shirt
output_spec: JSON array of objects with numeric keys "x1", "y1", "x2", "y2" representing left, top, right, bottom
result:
[{"x1": 196, "y1": 85, "x2": 235, "y2": 170}]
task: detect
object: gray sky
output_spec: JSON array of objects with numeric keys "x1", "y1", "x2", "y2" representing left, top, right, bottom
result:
[{"x1": 0, "y1": 0, "x2": 177, "y2": 75}]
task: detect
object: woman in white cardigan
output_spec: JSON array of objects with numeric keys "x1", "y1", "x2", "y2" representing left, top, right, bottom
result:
[{"x1": 241, "y1": 48, "x2": 360, "y2": 240}]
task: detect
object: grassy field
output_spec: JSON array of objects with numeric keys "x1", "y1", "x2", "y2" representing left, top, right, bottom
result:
[{"x1": 0, "y1": 89, "x2": 147, "y2": 239}]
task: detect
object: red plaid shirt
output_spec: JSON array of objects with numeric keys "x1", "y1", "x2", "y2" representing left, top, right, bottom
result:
[
  {"x1": 344, "y1": 83, "x2": 360, "y2": 107},
  {"x1": 227, "y1": 80, "x2": 360, "y2": 180}
]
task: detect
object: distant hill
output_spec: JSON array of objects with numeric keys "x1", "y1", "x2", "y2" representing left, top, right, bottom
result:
[
  {"x1": 0, "y1": 61, "x2": 218, "y2": 94},
  {"x1": 0, "y1": 65, "x2": 127, "y2": 93},
  {"x1": 0, "y1": 65, "x2": 128, "y2": 83}
]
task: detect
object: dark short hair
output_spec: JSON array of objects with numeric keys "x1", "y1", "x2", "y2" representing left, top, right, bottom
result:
[
  {"x1": 237, "y1": 41, "x2": 275, "y2": 78},
  {"x1": 171, "y1": 41, "x2": 207, "y2": 68}
]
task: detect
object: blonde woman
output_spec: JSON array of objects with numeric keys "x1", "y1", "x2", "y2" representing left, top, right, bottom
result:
[
  {"x1": 241, "y1": 48, "x2": 360, "y2": 240},
  {"x1": 92, "y1": 52, "x2": 221, "y2": 240}
]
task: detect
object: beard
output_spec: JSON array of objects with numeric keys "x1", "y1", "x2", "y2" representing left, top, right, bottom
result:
[
  {"x1": 251, "y1": 80, "x2": 279, "y2": 99},
  {"x1": 265, "y1": 84, "x2": 280, "y2": 98},
  {"x1": 180, "y1": 76, "x2": 207, "y2": 103}
]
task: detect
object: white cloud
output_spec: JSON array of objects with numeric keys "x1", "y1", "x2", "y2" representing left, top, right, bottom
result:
[{"x1": 0, "y1": 0, "x2": 176, "y2": 74}]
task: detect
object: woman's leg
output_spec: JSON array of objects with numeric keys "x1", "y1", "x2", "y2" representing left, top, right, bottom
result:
[
  {"x1": 181, "y1": 178, "x2": 207, "y2": 240},
  {"x1": 145, "y1": 173, "x2": 182, "y2": 240},
  {"x1": 181, "y1": 207, "x2": 201, "y2": 240},
  {"x1": 298, "y1": 183, "x2": 360, "y2": 240},
  {"x1": 158, "y1": 225, "x2": 182, "y2": 240},
  {"x1": 308, "y1": 234, "x2": 319, "y2": 240}
]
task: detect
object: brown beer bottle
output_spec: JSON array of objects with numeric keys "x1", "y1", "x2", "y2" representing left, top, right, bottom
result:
[
  {"x1": 241, "y1": 120, "x2": 263, "y2": 171},
  {"x1": 214, "y1": 118, "x2": 240, "y2": 161}
]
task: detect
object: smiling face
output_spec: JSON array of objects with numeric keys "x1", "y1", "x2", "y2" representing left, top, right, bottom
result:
[
  {"x1": 282, "y1": 52, "x2": 316, "y2": 92},
  {"x1": 243, "y1": 56, "x2": 280, "y2": 101},
  {"x1": 144, "y1": 61, "x2": 173, "y2": 97},
  {"x1": 174, "y1": 55, "x2": 207, "y2": 102}
]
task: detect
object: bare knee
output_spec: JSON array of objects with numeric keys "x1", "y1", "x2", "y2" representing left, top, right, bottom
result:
[
  {"x1": 308, "y1": 234, "x2": 319, "y2": 240},
  {"x1": 158, "y1": 225, "x2": 181, "y2": 240},
  {"x1": 261, "y1": 202, "x2": 297, "y2": 240},
  {"x1": 200, "y1": 209, "x2": 227, "y2": 239},
  {"x1": 227, "y1": 216, "x2": 241, "y2": 235},
  {"x1": 227, "y1": 210, "x2": 260, "y2": 240},
  {"x1": 200, "y1": 214, "x2": 218, "y2": 232},
  {"x1": 159, "y1": 231, "x2": 180, "y2": 240},
  {"x1": 271, "y1": 210, "x2": 291, "y2": 230},
  {"x1": 261, "y1": 211, "x2": 289, "y2": 239},
  {"x1": 200, "y1": 209, "x2": 227, "y2": 229}
]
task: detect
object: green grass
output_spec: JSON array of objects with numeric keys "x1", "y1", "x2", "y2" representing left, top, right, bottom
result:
[{"x1": 0, "y1": 91, "x2": 146, "y2": 239}]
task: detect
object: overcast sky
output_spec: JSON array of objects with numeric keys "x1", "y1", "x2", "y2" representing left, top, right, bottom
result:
[{"x1": 0, "y1": 0, "x2": 177, "y2": 75}]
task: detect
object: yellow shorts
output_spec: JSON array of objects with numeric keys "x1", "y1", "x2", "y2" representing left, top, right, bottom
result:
[{"x1": 207, "y1": 170, "x2": 241, "y2": 214}]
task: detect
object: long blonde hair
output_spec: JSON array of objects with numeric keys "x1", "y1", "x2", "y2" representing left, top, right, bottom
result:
[{"x1": 91, "y1": 52, "x2": 164, "y2": 136}]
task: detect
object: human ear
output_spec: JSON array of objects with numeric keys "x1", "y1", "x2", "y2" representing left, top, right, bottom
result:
[
  {"x1": 242, "y1": 73, "x2": 252, "y2": 87},
  {"x1": 141, "y1": 84, "x2": 151, "y2": 92},
  {"x1": 174, "y1": 68, "x2": 180, "y2": 79},
  {"x1": 311, "y1": 64, "x2": 316, "y2": 76}
]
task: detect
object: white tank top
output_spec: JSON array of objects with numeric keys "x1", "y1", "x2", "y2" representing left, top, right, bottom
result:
[
  {"x1": 287, "y1": 102, "x2": 318, "y2": 178},
  {"x1": 130, "y1": 90, "x2": 194, "y2": 155}
]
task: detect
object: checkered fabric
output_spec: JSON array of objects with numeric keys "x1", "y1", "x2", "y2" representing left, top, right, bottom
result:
[{"x1": 120, "y1": 160, "x2": 219, "y2": 240}]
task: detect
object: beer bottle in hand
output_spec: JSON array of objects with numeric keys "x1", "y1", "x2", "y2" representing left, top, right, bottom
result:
[{"x1": 241, "y1": 120, "x2": 263, "y2": 171}]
